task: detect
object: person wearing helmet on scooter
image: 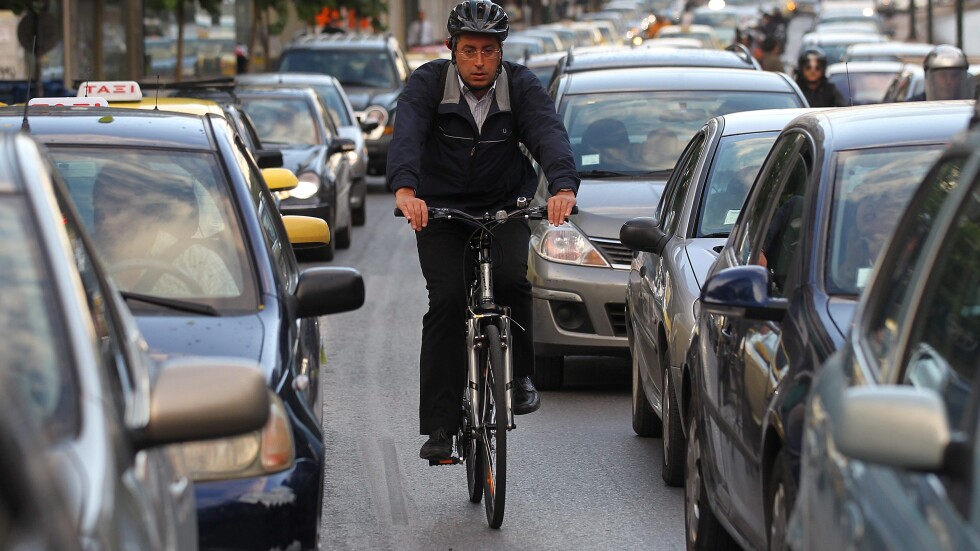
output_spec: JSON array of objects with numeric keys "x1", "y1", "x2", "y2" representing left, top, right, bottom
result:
[
  {"x1": 388, "y1": 0, "x2": 580, "y2": 462},
  {"x1": 910, "y1": 44, "x2": 975, "y2": 101},
  {"x1": 795, "y1": 47, "x2": 846, "y2": 107}
]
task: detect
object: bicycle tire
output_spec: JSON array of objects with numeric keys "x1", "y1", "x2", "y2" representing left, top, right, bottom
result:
[
  {"x1": 481, "y1": 324, "x2": 507, "y2": 528},
  {"x1": 463, "y1": 403, "x2": 483, "y2": 503}
]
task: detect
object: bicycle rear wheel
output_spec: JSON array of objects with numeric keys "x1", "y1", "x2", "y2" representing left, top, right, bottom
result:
[{"x1": 481, "y1": 324, "x2": 507, "y2": 528}]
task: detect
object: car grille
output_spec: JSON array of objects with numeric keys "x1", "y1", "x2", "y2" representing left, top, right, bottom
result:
[
  {"x1": 591, "y1": 238, "x2": 633, "y2": 269},
  {"x1": 606, "y1": 303, "x2": 627, "y2": 337}
]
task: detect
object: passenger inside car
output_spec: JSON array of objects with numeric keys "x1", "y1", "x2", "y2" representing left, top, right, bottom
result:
[
  {"x1": 93, "y1": 163, "x2": 240, "y2": 298},
  {"x1": 634, "y1": 128, "x2": 684, "y2": 171},
  {"x1": 579, "y1": 117, "x2": 633, "y2": 170}
]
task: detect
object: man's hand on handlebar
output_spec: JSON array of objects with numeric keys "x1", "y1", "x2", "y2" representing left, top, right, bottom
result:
[
  {"x1": 547, "y1": 190, "x2": 577, "y2": 226},
  {"x1": 396, "y1": 187, "x2": 428, "y2": 231}
]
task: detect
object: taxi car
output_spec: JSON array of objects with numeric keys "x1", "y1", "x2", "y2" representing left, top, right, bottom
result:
[
  {"x1": 621, "y1": 108, "x2": 815, "y2": 486},
  {"x1": 684, "y1": 101, "x2": 973, "y2": 551},
  {"x1": 0, "y1": 130, "x2": 269, "y2": 550},
  {"x1": 3, "y1": 102, "x2": 365, "y2": 551},
  {"x1": 787, "y1": 102, "x2": 980, "y2": 551},
  {"x1": 529, "y1": 65, "x2": 807, "y2": 389}
]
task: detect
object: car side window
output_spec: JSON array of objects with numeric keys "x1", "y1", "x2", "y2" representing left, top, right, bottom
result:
[
  {"x1": 753, "y1": 146, "x2": 810, "y2": 297},
  {"x1": 735, "y1": 133, "x2": 806, "y2": 266},
  {"x1": 862, "y1": 155, "x2": 967, "y2": 380},
  {"x1": 660, "y1": 133, "x2": 706, "y2": 236},
  {"x1": 900, "y1": 176, "x2": 980, "y2": 432}
]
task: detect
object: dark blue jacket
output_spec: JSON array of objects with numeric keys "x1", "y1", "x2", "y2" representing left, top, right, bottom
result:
[{"x1": 387, "y1": 59, "x2": 579, "y2": 213}]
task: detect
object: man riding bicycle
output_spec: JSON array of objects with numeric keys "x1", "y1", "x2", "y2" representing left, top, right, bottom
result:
[{"x1": 388, "y1": 0, "x2": 580, "y2": 462}]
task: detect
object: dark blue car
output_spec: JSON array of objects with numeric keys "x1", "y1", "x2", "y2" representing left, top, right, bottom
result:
[
  {"x1": 682, "y1": 101, "x2": 974, "y2": 551},
  {"x1": 3, "y1": 106, "x2": 365, "y2": 550}
]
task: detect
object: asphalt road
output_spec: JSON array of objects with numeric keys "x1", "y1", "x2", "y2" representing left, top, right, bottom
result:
[{"x1": 311, "y1": 183, "x2": 685, "y2": 550}]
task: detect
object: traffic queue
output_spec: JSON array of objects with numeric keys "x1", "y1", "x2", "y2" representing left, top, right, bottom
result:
[{"x1": 2, "y1": 0, "x2": 979, "y2": 547}]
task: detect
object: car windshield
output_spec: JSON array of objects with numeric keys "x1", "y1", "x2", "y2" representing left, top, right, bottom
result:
[
  {"x1": 826, "y1": 144, "x2": 944, "y2": 295},
  {"x1": 48, "y1": 148, "x2": 258, "y2": 312},
  {"x1": 239, "y1": 97, "x2": 319, "y2": 146},
  {"x1": 828, "y1": 71, "x2": 898, "y2": 104},
  {"x1": 561, "y1": 91, "x2": 801, "y2": 175},
  {"x1": 697, "y1": 132, "x2": 779, "y2": 237},
  {"x1": 0, "y1": 199, "x2": 77, "y2": 440},
  {"x1": 279, "y1": 49, "x2": 397, "y2": 89}
]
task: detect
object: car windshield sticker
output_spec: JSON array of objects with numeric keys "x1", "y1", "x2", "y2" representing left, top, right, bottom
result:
[
  {"x1": 582, "y1": 154, "x2": 600, "y2": 166},
  {"x1": 58, "y1": 161, "x2": 98, "y2": 179},
  {"x1": 857, "y1": 267, "x2": 872, "y2": 288},
  {"x1": 724, "y1": 210, "x2": 740, "y2": 225}
]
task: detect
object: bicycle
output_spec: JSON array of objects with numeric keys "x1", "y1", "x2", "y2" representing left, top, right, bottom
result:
[{"x1": 396, "y1": 198, "x2": 573, "y2": 528}]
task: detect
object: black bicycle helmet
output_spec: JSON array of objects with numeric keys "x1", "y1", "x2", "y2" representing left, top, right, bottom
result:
[{"x1": 447, "y1": 0, "x2": 509, "y2": 45}]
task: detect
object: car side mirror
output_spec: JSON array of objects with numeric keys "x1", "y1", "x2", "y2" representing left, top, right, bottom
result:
[
  {"x1": 833, "y1": 386, "x2": 952, "y2": 471},
  {"x1": 328, "y1": 138, "x2": 357, "y2": 156},
  {"x1": 701, "y1": 265, "x2": 788, "y2": 321},
  {"x1": 134, "y1": 357, "x2": 269, "y2": 450},
  {"x1": 255, "y1": 149, "x2": 283, "y2": 169},
  {"x1": 359, "y1": 119, "x2": 379, "y2": 133},
  {"x1": 262, "y1": 168, "x2": 299, "y2": 192},
  {"x1": 294, "y1": 266, "x2": 365, "y2": 318},
  {"x1": 283, "y1": 215, "x2": 330, "y2": 251},
  {"x1": 620, "y1": 217, "x2": 669, "y2": 255}
]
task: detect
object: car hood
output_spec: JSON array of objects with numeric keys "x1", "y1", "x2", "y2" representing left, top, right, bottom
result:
[
  {"x1": 344, "y1": 88, "x2": 400, "y2": 111},
  {"x1": 278, "y1": 146, "x2": 326, "y2": 176},
  {"x1": 135, "y1": 314, "x2": 266, "y2": 366},
  {"x1": 684, "y1": 238, "x2": 727, "y2": 290},
  {"x1": 573, "y1": 177, "x2": 667, "y2": 239},
  {"x1": 825, "y1": 296, "x2": 858, "y2": 341}
]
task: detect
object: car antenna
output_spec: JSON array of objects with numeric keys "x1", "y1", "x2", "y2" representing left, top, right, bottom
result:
[
  {"x1": 154, "y1": 74, "x2": 161, "y2": 110},
  {"x1": 21, "y1": 36, "x2": 36, "y2": 132},
  {"x1": 844, "y1": 61, "x2": 854, "y2": 106}
]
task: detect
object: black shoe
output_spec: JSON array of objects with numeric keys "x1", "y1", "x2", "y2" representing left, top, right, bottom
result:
[
  {"x1": 419, "y1": 428, "x2": 453, "y2": 460},
  {"x1": 512, "y1": 376, "x2": 541, "y2": 415}
]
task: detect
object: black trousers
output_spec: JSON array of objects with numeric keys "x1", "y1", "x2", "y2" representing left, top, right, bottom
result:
[{"x1": 415, "y1": 218, "x2": 534, "y2": 435}]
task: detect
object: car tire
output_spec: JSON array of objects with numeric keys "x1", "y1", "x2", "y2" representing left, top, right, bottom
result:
[
  {"x1": 335, "y1": 206, "x2": 353, "y2": 250},
  {"x1": 631, "y1": 352, "x2": 661, "y2": 437},
  {"x1": 766, "y1": 450, "x2": 796, "y2": 551},
  {"x1": 661, "y1": 368, "x2": 684, "y2": 486},
  {"x1": 352, "y1": 178, "x2": 367, "y2": 226},
  {"x1": 533, "y1": 355, "x2": 564, "y2": 390},
  {"x1": 685, "y1": 397, "x2": 738, "y2": 551}
]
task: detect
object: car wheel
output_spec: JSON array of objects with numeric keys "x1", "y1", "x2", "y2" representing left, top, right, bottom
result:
[
  {"x1": 631, "y1": 351, "x2": 660, "y2": 437},
  {"x1": 352, "y1": 178, "x2": 367, "y2": 226},
  {"x1": 661, "y1": 368, "x2": 684, "y2": 486},
  {"x1": 685, "y1": 399, "x2": 738, "y2": 551},
  {"x1": 533, "y1": 355, "x2": 564, "y2": 390},
  {"x1": 766, "y1": 450, "x2": 795, "y2": 551},
  {"x1": 335, "y1": 206, "x2": 353, "y2": 250}
]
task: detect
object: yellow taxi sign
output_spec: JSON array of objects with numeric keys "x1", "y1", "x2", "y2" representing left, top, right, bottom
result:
[
  {"x1": 77, "y1": 81, "x2": 142, "y2": 102},
  {"x1": 29, "y1": 97, "x2": 108, "y2": 107}
]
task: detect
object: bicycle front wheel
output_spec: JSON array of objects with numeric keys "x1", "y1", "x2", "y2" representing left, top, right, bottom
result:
[{"x1": 481, "y1": 324, "x2": 507, "y2": 528}]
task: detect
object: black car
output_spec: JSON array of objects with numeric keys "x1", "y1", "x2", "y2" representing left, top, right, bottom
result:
[
  {"x1": 684, "y1": 101, "x2": 974, "y2": 551},
  {"x1": 788, "y1": 98, "x2": 980, "y2": 551},
  {"x1": 235, "y1": 86, "x2": 357, "y2": 261},
  {"x1": 3, "y1": 107, "x2": 365, "y2": 550},
  {"x1": 278, "y1": 32, "x2": 412, "y2": 176}
]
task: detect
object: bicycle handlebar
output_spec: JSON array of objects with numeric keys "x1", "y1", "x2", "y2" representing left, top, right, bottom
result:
[{"x1": 393, "y1": 204, "x2": 577, "y2": 221}]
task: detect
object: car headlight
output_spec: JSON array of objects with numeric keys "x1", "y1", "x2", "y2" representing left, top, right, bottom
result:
[
  {"x1": 172, "y1": 393, "x2": 295, "y2": 481},
  {"x1": 363, "y1": 105, "x2": 389, "y2": 140},
  {"x1": 531, "y1": 222, "x2": 610, "y2": 267},
  {"x1": 289, "y1": 171, "x2": 320, "y2": 200}
]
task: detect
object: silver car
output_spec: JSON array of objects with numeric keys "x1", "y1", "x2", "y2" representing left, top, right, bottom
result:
[
  {"x1": 621, "y1": 108, "x2": 815, "y2": 485},
  {"x1": 0, "y1": 132, "x2": 269, "y2": 550},
  {"x1": 530, "y1": 66, "x2": 807, "y2": 389}
]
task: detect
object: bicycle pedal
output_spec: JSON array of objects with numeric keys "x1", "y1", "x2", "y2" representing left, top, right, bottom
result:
[{"x1": 428, "y1": 457, "x2": 461, "y2": 466}]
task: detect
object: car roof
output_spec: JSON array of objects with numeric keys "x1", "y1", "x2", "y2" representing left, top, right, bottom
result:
[
  {"x1": 802, "y1": 31, "x2": 887, "y2": 45},
  {"x1": 561, "y1": 67, "x2": 798, "y2": 94},
  {"x1": 790, "y1": 101, "x2": 974, "y2": 150},
  {"x1": 563, "y1": 47, "x2": 756, "y2": 72},
  {"x1": 719, "y1": 108, "x2": 824, "y2": 136},
  {"x1": 0, "y1": 108, "x2": 215, "y2": 149},
  {"x1": 826, "y1": 60, "x2": 905, "y2": 74},
  {"x1": 660, "y1": 24, "x2": 716, "y2": 33},
  {"x1": 845, "y1": 41, "x2": 933, "y2": 55},
  {"x1": 237, "y1": 72, "x2": 341, "y2": 87},
  {"x1": 286, "y1": 32, "x2": 392, "y2": 50},
  {"x1": 109, "y1": 96, "x2": 226, "y2": 117}
]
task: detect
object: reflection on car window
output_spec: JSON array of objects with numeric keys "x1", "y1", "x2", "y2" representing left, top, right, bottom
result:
[
  {"x1": 241, "y1": 97, "x2": 320, "y2": 146},
  {"x1": 697, "y1": 133, "x2": 778, "y2": 237},
  {"x1": 758, "y1": 152, "x2": 809, "y2": 298},
  {"x1": 280, "y1": 49, "x2": 397, "y2": 89},
  {"x1": 560, "y1": 91, "x2": 802, "y2": 174},
  {"x1": 0, "y1": 200, "x2": 78, "y2": 441},
  {"x1": 662, "y1": 134, "x2": 706, "y2": 236},
  {"x1": 863, "y1": 155, "x2": 965, "y2": 379},
  {"x1": 50, "y1": 148, "x2": 258, "y2": 313},
  {"x1": 902, "y1": 181, "x2": 980, "y2": 432},
  {"x1": 826, "y1": 145, "x2": 943, "y2": 295},
  {"x1": 319, "y1": 85, "x2": 353, "y2": 127}
]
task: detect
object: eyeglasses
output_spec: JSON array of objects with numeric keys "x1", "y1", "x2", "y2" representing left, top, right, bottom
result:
[{"x1": 457, "y1": 47, "x2": 501, "y2": 60}]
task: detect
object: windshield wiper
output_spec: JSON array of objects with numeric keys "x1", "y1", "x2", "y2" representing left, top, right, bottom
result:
[
  {"x1": 121, "y1": 291, "x2": 220, "y2": 317},
  {"x1": 636, "y1": 169, "x2": 674, "y2": 178},
  {"x1": 578, "y1": 169, "x2": 632, "y2": 178},
  {"x1": 700, "y1": 232, "x2": 730, "y2": 238}
]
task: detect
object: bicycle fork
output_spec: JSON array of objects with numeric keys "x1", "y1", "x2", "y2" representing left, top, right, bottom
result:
[{"x1": 466, "y1": 316, "x2": 516, "y2": 431}]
